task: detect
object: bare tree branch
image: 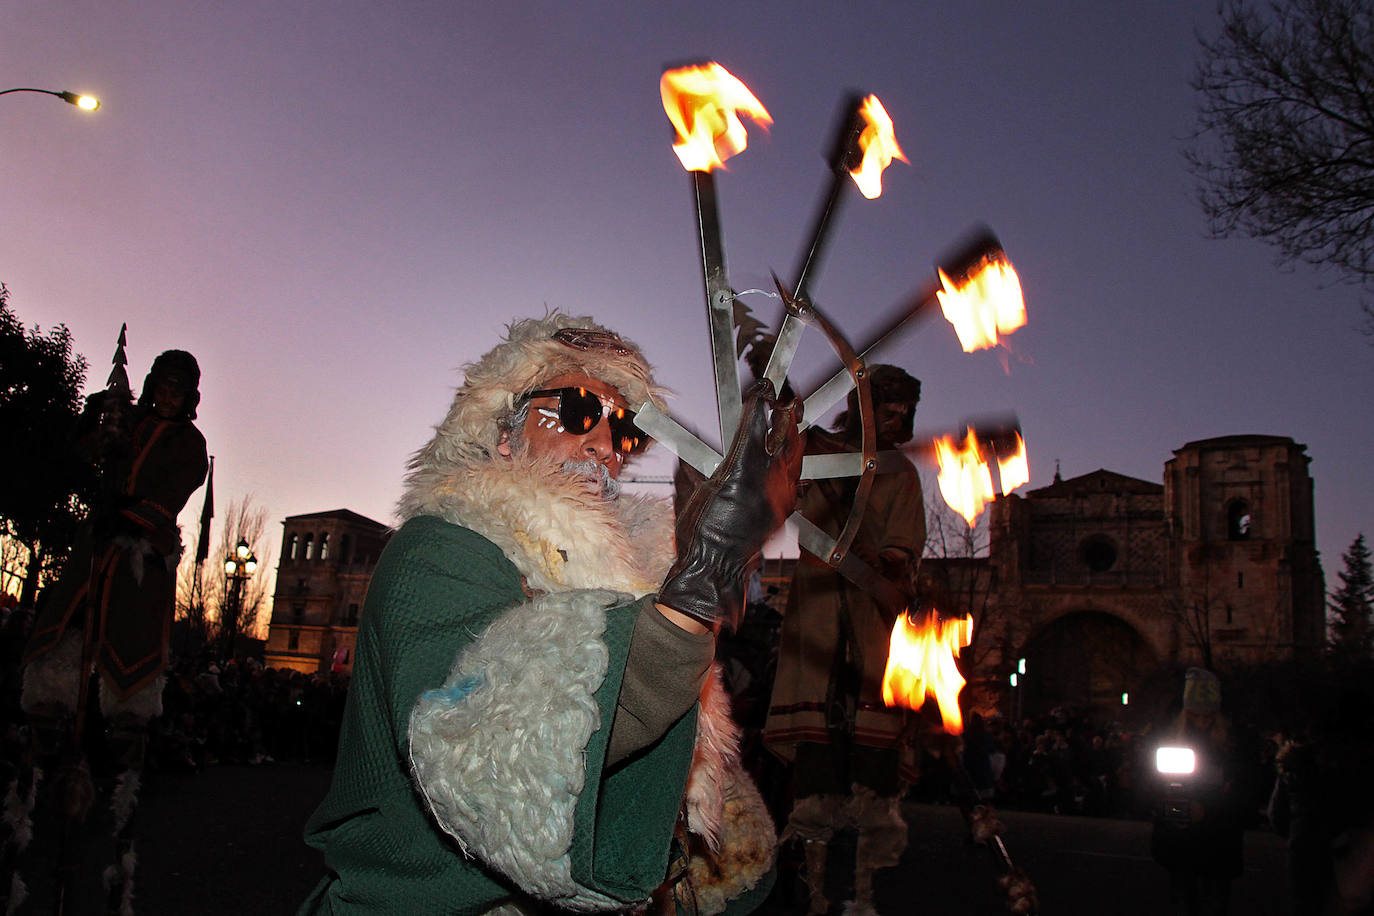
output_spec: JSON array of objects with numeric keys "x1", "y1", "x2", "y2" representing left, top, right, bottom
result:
[
  {"x1": 1188, "y1": 0, "x2": 1374, "y2": 324},
  {"x1": 922, "y1": 478, "x2": 999, "y2": 673},
  {"x1": 175, "y1": 494, "x2": 274, "y2": 648}
]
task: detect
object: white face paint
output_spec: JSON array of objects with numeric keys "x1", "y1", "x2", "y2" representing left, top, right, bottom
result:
[
  {"x1": 536, "y1": 397, "x2": 616, "y2": 436},
  {"x1": 517, "y1": 372, "x2": 628, "y2": 483},
  {"x1": 536, "y1": 406, "x2": 564, "y2": 433}
]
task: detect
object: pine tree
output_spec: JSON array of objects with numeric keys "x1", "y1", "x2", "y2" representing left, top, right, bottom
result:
[{"x1": 1329, "y1": 533, "x2": 1373, "y2": 660}]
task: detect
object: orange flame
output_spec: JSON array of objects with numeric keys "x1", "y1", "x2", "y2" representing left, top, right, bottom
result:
[
  {"x1": 660, "y1": 62, "x2": 772, "y2": 172},
  {"x1": 934, "y1": 433, "x2": 996, "y2": 526},
  {"x1": 936, "y1": 254, "x2": 1026, "y2": 351},
  {"x1": 849, "y1": 94, "x2": 907, "y2": 199},
  {"x1": 933, "y1": 429, "x2": 1030, "y2": 526},
  {"x1": 997, "y1": 431, "x2": 1030, "y2": 493},
  {"x1": 882, "y1": 611, "x2": 973, "y2": 734}
]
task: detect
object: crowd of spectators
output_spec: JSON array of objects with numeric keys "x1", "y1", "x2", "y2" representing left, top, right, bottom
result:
[
  {"x1": 0, "y1": 603, "x2": 350, "y2": 777},
  {"x1": 912, "y1": 706, "x2": 1276, "y2": 826},
  {"x1": 148, "y1": 654, "x2": 349, "y2": 773},
  {"x1": 0, "y1": 599, "x2": 1361, "y2": 844}
]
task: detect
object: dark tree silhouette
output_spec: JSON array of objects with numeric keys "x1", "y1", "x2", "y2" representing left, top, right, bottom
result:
[
  {"x1": 0, "y1": 284, "x2": 92, "y2": 605},
  {"x1": 1329, "y1": 532, "x2": 1373, "y2": 660},
  {"x1": 1188, "y1": 0, "x2": 1374, "y2": 326}
]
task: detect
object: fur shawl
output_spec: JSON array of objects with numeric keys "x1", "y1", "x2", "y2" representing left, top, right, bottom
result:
[
  {"x1": 404, "y1": 454, "x2": 773, "y2": 913},
  {"x1": 399, "y1": 452, "x2": 672, "y2": 597}
]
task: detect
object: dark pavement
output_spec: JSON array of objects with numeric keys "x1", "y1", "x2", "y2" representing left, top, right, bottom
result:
[{"x1": 17, "y1": 763, "x2": 1291, "y2": 915}]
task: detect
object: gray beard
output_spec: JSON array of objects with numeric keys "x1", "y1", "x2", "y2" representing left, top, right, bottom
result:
[
  {"x1": 501, "y1": 418, "x2": 620, "y2": 500},
  {"x1": 561, "y1": 458, "x2": 621, "y2": 500}
]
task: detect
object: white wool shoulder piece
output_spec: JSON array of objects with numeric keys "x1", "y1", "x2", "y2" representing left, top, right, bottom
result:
[
  {"x1": 401, "y1": 455, "x2": 674, "y2": 597},
  {"x1": 407, "y1": 588, "x2": 633, "y2": 912}
]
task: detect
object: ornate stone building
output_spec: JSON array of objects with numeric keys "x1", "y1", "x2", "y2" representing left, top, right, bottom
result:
[
  {"x1": 1163, "y1": 435, "x2": 1325, "y2": 663},
  {"x1": 972, "y1": 434, "x2": 1323, "y2": 717},
  {"x1": 262, "y1": 436, "x2": 1324, "y2": 714},
  {"x1": 263, "y1": 509, "x2": 390, "y2": 674}
]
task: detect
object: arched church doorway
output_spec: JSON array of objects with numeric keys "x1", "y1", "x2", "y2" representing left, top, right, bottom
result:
[{"x1": 1018, "y1": 612, "x2": 1155, "y2": 719}]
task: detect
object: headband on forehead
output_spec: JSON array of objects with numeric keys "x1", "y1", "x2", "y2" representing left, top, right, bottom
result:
[{"x1": 551, "y1": 328, "x2": 633, "y2": 355}]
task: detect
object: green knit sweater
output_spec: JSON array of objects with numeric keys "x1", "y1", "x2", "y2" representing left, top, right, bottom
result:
[{"x1": 300, "y1": 515, "x2": 699, "y2": 915}]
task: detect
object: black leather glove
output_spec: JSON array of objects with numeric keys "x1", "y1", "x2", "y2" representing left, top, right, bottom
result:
[{"x1": 658, "y1": 380, "x2": 805, "y2": 631}]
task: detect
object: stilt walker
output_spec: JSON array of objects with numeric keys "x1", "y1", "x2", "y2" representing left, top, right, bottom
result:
[
  {"x1": 15, "y1": 327, "x2": 208, "y2": 915},
  {"x1": 763, "y1": 366, "x2": 925, "y2": 916}
]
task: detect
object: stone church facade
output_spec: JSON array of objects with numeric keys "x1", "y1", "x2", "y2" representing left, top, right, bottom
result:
[
  {"x1": 263, "y1": 436, "x2": 1324, "y2": 718},
  {"x1": 967, "y1": 434, "x2": 1324, "y2": 717}
]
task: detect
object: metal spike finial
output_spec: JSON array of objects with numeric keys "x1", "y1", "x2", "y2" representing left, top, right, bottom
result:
[{"x1": 106, "y1": 322, "x2": 132, "y2": 397}]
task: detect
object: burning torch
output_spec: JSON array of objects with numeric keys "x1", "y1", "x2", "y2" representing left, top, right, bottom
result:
[
  {"x1": 650, "y1": 61, "x2": 1037, "y2": 908},
  {"x1": 660, "y1": 61, "x2": 771, "y2": 445},
  {"x1": 880, "y1": 603, "x2": 1038, "y2": 912}
]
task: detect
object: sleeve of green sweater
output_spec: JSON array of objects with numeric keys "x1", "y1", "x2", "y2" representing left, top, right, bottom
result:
[
  {"x1": 408, "y1": 579, "x2": 698, "y2": 909},
  {"x1": 607, "y1": 602, "x2": 713, "y2": 766}
]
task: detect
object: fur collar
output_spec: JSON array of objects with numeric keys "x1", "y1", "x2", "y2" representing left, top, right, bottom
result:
[{"x1": 400, "y1": 452, "x2": 674, "y2": 598}]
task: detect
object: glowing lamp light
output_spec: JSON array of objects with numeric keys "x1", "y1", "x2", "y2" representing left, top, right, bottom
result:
[
  {"x1": 226, "y1": 537, "x2": 258, "y2": 578},
  {"x1": 1155, "y1": 746, "x2": 1196, "y2": 776},
  {"x1": 848, "y1": 94, "x2": 906, "y2": 199},
  {"x1": 0, "y1": 87, "x2": 102, "y2": 112},
  {"x1": 222, "y1": 536, "x2": 258, "y2": 660},
  {"x1": 660, "y1": 62, "x2": 771, "y2": 172}
]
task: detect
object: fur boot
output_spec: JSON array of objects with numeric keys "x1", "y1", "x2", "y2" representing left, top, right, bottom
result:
[
  {"x1": 842, "y1": 787, "x2": 906, "y2": 916},
  {"x1": 103, "y1": 724, "x2": 147, "y2": 915},
  {"x1": 803, "y1": 840, "x2": 830, "y2": 916},
  {"x1": 782, "y1": 794, "x2": 844, "y2": 916}
]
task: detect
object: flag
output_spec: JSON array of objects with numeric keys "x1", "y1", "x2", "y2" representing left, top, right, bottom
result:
[{"x1": 195, "y1": 456, "x2": 214, "y2": 564}]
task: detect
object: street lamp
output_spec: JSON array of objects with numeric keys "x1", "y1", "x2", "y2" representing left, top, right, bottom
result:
[
  {"x1": 223, "y1": 537, "x2": 257, "y2": 659},
  {"x1": 0, "y1": 88, "x2": 101, "y2": 111}
]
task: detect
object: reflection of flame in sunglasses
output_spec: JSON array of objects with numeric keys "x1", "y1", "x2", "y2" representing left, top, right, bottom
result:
[{"x1": 528, "y1": 387, "x2": 646, "y2": 454}]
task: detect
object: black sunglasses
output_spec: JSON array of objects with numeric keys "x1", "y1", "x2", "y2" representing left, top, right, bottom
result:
[{"x1": 523, "y1": 387, "x2": 648, "y2": 455}]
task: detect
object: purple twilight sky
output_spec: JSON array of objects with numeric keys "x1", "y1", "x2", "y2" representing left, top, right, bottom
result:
[{"x1": 5, "y1": 1, "x2": 1372, "y2": 603}]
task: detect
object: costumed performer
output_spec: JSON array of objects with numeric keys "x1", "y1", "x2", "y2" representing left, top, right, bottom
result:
[
  {"x1": 300, "y1": 312, "x2": 804, "y2": 915},
  {"x1": 762, "y1": 364, "x2": 924, "y2": 916},
  {"x1": 14, "y1": 350, "x2": 208, "y2": 913}
]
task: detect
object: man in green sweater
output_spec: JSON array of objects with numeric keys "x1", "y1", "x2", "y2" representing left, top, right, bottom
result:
[{"x1": 301, "y1": 313, "x2": 803, "y2": 915}]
